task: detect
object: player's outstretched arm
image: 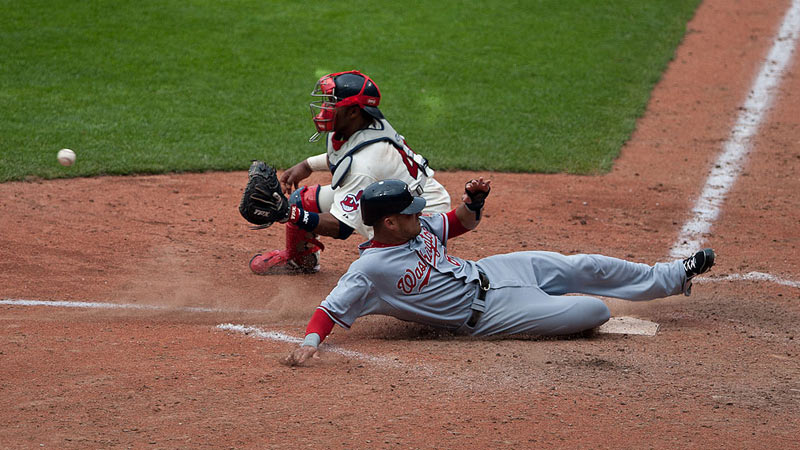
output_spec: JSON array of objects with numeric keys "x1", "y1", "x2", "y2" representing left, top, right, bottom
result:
[
  {"x1": 281, "y1": 307, "x2": 336, "y2": 367},
  {"x1": 455, "y1": 177, "x2": 491, "y2": 230}
]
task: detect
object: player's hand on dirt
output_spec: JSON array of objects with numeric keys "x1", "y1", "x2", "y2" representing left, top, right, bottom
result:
[
  {"x1": 463, "y1": 177, "x2": 491, "y2": 204},
  {"x1": 280, "y1": 160, "x2": 313, "y2": 194},
  {"x1": 282, "y1": 345, "x2": 320, "y2": 367}
]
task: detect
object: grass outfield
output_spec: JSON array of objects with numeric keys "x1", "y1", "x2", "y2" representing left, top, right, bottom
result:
[{"x1": 0, "y1": 0, "x2": 700, "y2": 182}]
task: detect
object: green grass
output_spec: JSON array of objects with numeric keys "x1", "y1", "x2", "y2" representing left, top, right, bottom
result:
[{"x1": 0, "y1": 0, "x2": 700, "y2": 182}]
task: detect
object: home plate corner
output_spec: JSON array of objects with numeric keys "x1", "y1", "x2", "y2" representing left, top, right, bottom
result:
[{"x1": 597, "y1": 316, "x2": 660, "y2": 336}]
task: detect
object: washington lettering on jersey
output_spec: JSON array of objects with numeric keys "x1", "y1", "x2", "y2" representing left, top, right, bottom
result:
[
  {"x1": 320, "y1": 214, "x2": 482, "y2": 331},
  {"x1": 416, "y1": 228, "x2": 440, "y2": 266},
  {"x1": 397, "y1": 255, "x2": 432, "y2": 294}
]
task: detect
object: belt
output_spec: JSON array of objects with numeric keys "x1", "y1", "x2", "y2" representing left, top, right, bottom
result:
[{"x1": 467, "y1": 270, "x2": 490, "y2": 327}]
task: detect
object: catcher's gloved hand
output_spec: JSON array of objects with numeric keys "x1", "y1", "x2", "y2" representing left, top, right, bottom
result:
[{"x1": 239, "y1": 160, "x2": 290, "y2": 230}]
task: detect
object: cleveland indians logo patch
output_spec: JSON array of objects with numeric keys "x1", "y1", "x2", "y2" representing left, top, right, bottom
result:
[{"x1": 340, "y1": 190, "x2": 363, "y2": 213}]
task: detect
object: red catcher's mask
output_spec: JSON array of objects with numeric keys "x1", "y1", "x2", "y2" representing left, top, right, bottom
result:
[{"x1": 308, "y1": 70, "x2": 383, "y2": 142}]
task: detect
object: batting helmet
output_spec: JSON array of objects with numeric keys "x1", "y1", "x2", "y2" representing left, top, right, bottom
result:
[
  {"x1": 360, "y1": 179, "x2": 426, "y2": 226},
  {"x1": 309, "y1": 70, "x2": 384, "y2": 141}
]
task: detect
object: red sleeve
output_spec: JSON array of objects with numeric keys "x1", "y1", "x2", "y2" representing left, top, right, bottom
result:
[
  {"x1": 305, "y1": 307, "x2": 335, "y2": 342},
  {"x1": 445, "y1": 209, "x2": 470, "y2": 239}
]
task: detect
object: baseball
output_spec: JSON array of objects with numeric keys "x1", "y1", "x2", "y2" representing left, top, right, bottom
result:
[{"x1": 57, "y1": 148, "x2": 76, "y2": 166}]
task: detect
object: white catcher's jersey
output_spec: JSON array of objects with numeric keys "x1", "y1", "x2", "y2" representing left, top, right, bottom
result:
[
  {"x1": 325, "y1": 119, "x2": 450, "y2": 238},
  {"x1": 320, "y1": 214, "x2": 481, "y2": 331}
]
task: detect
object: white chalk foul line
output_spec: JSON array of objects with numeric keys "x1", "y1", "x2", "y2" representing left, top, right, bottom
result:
[
  {"x1": 216, "y1": 324, "x2": 402, "y2": 367},
  {"x1": 694, "y1": 271, "x2": 800, "y2": 289},
  {"x1": 0, "y1": 298, "x2": 272, "y2": 315},
  {"x1": 217, "y1": 324, "x2": 303, "y2": 344},
  {"x1": 669, "y1": 0, "x2": 800, "y2": 259},
  {"x1": 0, "y1": 299, "x2": 399, "y2": 365}
]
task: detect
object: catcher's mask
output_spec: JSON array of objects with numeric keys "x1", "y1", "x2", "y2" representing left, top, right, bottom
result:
[
  {"x1": 309, "y1": 70, "x2": 383, "y2": 142},
  {"x1": 360, "y1": 179, "x2": 426, "y2": 227}
]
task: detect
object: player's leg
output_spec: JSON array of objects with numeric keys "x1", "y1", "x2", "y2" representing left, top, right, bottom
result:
[
  {"x1": 250, "y1": 185, "x2": 331, "y2": 274},
  {"x1": 465, "y1": 286, "x2": 611, "y2": 336},
  {"x1": 530, "y1": 252, "x2": 688, "y2": 300},
  {"x1": 479, "y1": 251, "x2": 687, "y2": 300}
]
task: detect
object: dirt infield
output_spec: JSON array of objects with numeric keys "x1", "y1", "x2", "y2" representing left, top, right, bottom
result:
[{"x1": 2, "y1": 0, "x2": 799, "y2": 448}]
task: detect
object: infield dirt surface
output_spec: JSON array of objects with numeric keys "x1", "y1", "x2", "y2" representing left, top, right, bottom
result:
[{"x1": 2, "y1": 0, "x2": 799, "y2": 448}]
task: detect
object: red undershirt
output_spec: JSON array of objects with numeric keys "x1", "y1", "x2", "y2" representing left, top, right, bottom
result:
[{"x1": 331, "y1": 136, "x2": 346, "y2": 151}]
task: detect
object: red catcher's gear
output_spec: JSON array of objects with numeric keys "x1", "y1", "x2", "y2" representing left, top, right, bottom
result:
[
  {"x1": 249, "y1": 225, "x2": 324, "y2": 274},
  {"x1": 309, "y1": 70, "x2": 383, "y2": 142},
  {"x1": 249, "y1": 184, "x2": 325, "y2": 274}
]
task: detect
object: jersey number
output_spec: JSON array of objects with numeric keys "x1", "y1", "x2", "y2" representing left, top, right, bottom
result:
[{"x1": 396, "y1": 140, "x2": 420, "y2": 179}]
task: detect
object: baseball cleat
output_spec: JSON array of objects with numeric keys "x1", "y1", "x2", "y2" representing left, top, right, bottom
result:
[
  {"x1": 249, "y1": 250, "x2": 320, "y2": 275},
  {"x1": 683, "y1": 248, "x2": 715, "y2": 280}
]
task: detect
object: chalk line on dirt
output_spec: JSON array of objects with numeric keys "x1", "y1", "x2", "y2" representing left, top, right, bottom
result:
[
  {"x1": 0, "y1": 298, "x2": 272, "y2": 314},
  {"x1": 0, "y1": 299, "x2": 413, "y2": 368},
  {"x1": 217, "y1": 323, "x2": 414, "y2": 369},
  {"x1": 694, "y1": 272, "x2": 800, "y2": 289},
  {"x1": 669, "y1": 0, "x2": 800, "y2": 259}
]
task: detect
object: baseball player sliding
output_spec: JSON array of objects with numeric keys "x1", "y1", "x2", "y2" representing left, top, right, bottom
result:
[
  {"x1": 241, "y1": 70, "x2": 450, "y2": 275},
  {"x1": 284, "y1": 178, "x2": 716, "y2": 366}
]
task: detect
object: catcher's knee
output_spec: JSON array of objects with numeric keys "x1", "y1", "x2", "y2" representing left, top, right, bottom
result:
[
  {"x1": 287, "y1": 184, "x2": 352, "y2": 238},
  {"x1": 289, "y1": 185, "x2": 324, "y2": 213}
]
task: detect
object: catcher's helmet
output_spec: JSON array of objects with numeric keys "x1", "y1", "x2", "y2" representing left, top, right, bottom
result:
[
  {"x1": 360, "y1": 179, "x2": 426, "y2": 227},
  {"x1": 309, "y1": 70, "x2": 383, "y2": 142}
]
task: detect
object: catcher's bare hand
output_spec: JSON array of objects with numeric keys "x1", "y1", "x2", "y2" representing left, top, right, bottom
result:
[
  {"x1": 280, "y1": 160, "x2": 313, "y2": 194},
  {"x1": 462, "y1": 177, "x2": 492, "y2": 204},
  {"x1": 282, "y1": 345, "x2": 319, "y2": 367}
]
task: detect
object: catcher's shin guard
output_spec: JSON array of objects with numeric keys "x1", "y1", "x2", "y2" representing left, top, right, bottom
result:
[
  {"x1": 249, "y1": 224, "x2": 324, "y2": 274},
  {"x1": 250, "y1": 185, "x2": 326, "y2": 275}
]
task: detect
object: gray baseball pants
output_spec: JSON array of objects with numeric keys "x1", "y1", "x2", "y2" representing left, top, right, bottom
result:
[{"x1": 459, "y1": 251, "x2": 687, "y2": 336}]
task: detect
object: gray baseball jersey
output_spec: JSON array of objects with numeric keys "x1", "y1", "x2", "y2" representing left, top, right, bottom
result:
[{"x1": 319, "y1": 213, "x2": 691, "y2": 336}]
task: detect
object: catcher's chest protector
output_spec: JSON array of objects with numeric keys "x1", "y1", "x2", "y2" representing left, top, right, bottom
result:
[{"x1": 327, "y1": 119, "x2": 429, "y2": 189}]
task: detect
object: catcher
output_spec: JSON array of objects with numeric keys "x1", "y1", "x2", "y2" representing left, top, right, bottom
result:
[{"x1": 239, "y1": 70, "x2": 450, "y2": 274}]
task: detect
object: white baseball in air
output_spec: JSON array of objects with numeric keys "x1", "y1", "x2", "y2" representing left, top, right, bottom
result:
[{"x1": 57, "y1": 148, "x2": 76, "y2": 166}]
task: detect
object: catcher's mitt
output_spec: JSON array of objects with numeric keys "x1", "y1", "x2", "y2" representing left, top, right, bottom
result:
[{"x1": 239, "y1": 160, "x2": 290, "y2": 229}]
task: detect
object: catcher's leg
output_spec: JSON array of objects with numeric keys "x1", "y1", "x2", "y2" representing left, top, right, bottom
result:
[{"x1": 250, "y1": 185, "x2": 328, "y2": 274}]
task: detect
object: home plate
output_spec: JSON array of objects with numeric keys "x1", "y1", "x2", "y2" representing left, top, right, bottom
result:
[{"x1": 597, "y1": 316, "x2": 659, "y2": 336}]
